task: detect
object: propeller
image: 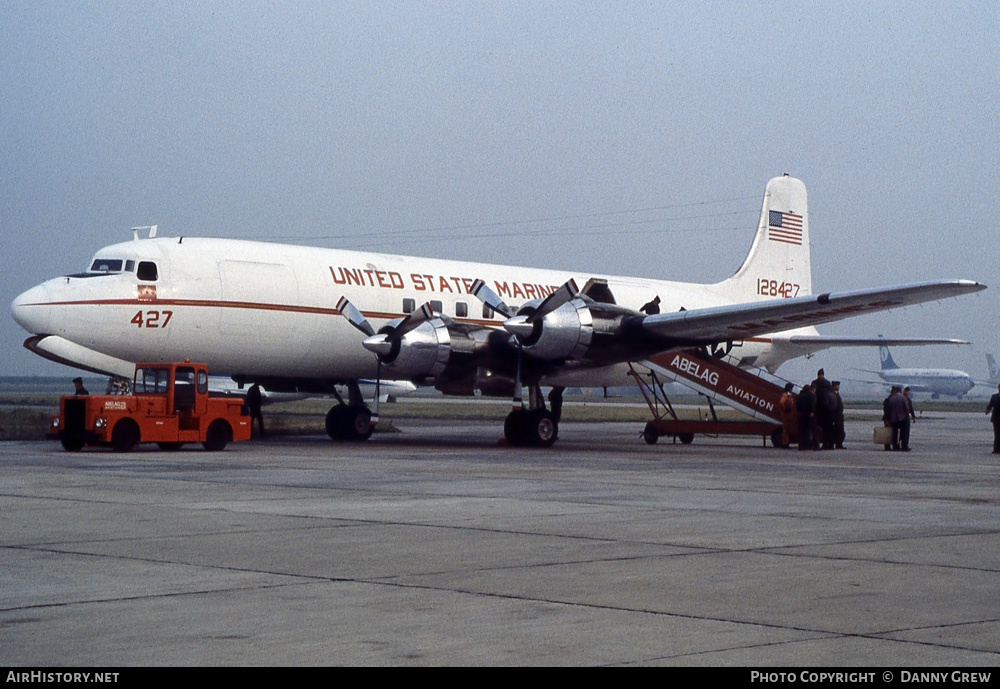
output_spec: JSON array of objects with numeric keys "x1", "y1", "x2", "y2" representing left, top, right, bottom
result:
[
  {"x1": 502, "y1": 278, "x2": 580, "y2": 342},
  {"x1": 360, "y1": 301, "x2": 436, "y2": 360},
  {"x1": 335, "y1": 296, "x2": 387, "y2": 427}
]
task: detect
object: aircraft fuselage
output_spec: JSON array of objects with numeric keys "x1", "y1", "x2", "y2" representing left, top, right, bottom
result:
[
  {"x1": 877, "y1": 368, "x2": 975, "y2": 397},
  {"x1": 11, "y1": 236, "x2": 798, "y2": 387}
]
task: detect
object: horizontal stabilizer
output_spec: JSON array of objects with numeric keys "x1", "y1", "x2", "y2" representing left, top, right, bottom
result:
[
  {"x1": 641, "y1": 280, "x2": 985, "y2": 345},
  {"x1": 765, "y1": 335, "x2": 971, "y2": 366},
  {"x1": 783, "y1": 336, "x2": 970, "y2": 346}
]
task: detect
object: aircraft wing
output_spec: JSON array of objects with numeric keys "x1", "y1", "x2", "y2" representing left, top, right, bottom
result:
[{"x1": 640, "y1": 280, "x2": 984, "y2": 345}]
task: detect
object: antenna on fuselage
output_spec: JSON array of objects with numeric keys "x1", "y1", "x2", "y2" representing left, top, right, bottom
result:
[{"x1": 131, "y1": 225, "x2": 158, "y2": 241}]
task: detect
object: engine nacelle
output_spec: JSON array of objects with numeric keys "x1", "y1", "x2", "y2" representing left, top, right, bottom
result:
[
  {"x1": 367, "y1": 317, "x2": 452, "y2": 378},
  {"x1": 506, "y1": 298, "x2": 594, "y2": 361}
]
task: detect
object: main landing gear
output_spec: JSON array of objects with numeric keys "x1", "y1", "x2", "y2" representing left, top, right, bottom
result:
[
  {"x1": 504, "y1": 407, "x2": 558, "y2": 447},
  {"x1": 503, "y1": 384, "x2": 559, "y2": 447},
  {"x1": 325, "y1": 404, "x2": 373, "y2": 441},
  {"x1": 326, "y1": 381, "x2": 375, "y2": 442}
]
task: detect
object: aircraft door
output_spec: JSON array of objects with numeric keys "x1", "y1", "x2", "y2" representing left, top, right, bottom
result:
[{"x1": 218, "y1": 260, "x2": 317, "y2": 369}]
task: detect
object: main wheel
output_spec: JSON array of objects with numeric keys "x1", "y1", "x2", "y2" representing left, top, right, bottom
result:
[
  {"x1": 325, "y1": 405, "x2": 349, "y2": 440},
  {"x1": 677, "y1": 432, "x2": 695, "y2": 445},
  {"x1": 504, "y1": 409, "x2": 558, "y2": 447},
  {"x1": 203, "y1": 420, "x2": 230, "y2": 451},
  {"x1": 642, "y1": 423, "x2": 659, "y2": 445},
  {"x1": 525, "y1": 409, "x2": 557, "y2": 447},
  {"x1": 344, "y1": 406, "x2": 374, "y2": 441},
  {"x1": 504, "y1": 409, "x2": 527, "y2": 446},
  {"x1": 111, "y1": 420, "x2": 139, "y2": 453},
  {"x1": 61, "y1": 437, "x2": 84, "y2": 452}
]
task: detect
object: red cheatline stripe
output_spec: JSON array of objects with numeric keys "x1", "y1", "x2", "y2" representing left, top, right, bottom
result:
[{"x1": 22, "y1": 298, "x2": 502, "y2": 327}]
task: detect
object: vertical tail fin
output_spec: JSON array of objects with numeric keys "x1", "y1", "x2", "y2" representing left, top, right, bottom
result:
[
  {"x1": 714, "y1": 174, "x2": 812, "y2": 301},
  {"x1": 987, "y1": 354, "x2": 998, "y2": 383},
  {"x1": 880, "y1": 346, "x2": 899, "y2": 370}
]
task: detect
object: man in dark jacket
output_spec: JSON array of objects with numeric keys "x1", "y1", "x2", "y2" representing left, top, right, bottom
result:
[
  {"x1": 796, "y1": 383, "x2": 817, "y2": 451},
  {"x1": 830, "y1": 381, "x2": 845, "y2": 449},
  {"x1": 900, "y1": 386, "x2": 916, "y2": 451},
  {"x1": 812, "y1": 369, "x2": 833, "y2": 448},
  {"x1": 246, "y1": 383, "x2": 265, "y2": 437},
  {"x1": 986, "y1": 384, "x2": 1000, "y2": 454},
  {"x1": 885, "y1": 387, "x2": 909, "y2": 451}
]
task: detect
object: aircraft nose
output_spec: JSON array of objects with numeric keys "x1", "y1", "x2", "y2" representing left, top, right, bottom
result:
[{"x1": 10, "y1": 283, "x2": 52, "y2": 334}]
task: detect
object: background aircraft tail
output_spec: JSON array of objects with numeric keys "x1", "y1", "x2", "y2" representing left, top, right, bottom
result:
[
  {"x1": 714, "y1": 174, "x2": 812, "y2": 302},
  {"x1": 880, "y1": 345, "x2": 900, "y2": 370},
  {"x1": 987, "y1": 354, "x2": 999, "y2": 383}
]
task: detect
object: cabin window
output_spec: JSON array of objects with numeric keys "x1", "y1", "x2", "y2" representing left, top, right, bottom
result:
[
  {"x1": 402, "y1": 298, "x2": 415, "y2": 314},
  {"x1": 137, "y1": 261, "x2": 158, "y2": 281},
  {"x1": 90, "y1": 259, "x2": 123, "y2": 273},
  {"x1": 482, "y1": 303, "x2": 495, "y2": 319},
  {"x1": 197, "y1": 371, "x2": 208, "y2": 394},
  {"x1": 455, "y1": 301, "x2": 468, "y2": 318},
  {"x1": 429, "y1": 300, "x2": 442, "y2": 314},
  {"x1": 125, "y1": 260, "x2": 135, "y2": 272}
]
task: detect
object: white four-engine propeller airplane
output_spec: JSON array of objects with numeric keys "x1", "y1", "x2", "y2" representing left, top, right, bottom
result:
[{"x1": 11, "y1": 175, "x2": 985, "y2": 446}]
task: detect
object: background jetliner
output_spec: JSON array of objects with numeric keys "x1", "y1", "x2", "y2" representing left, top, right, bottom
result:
[{"x1": 854, "y1": 344, "x2": 976, "y2": 399}]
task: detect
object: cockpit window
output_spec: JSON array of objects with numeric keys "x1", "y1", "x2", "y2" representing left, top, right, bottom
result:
[
  {"x1": 137, "y1": 261, "x2": 158, "y2": 281},
  {"x1": 90, "y1": 259, "x2": 123, "y2": 273},
  {"x1": 134, "y1": 367, "x2": 170, "y2": 394}
]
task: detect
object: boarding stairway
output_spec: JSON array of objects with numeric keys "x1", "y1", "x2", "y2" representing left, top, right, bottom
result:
[{"x1": 630, "y1": 348, "x2": 794, "y2": 446}]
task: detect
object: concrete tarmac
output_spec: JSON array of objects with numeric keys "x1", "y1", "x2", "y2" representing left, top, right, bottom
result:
[{"x1": 2, "y1": 412, "x2": 999, "y2": 666}]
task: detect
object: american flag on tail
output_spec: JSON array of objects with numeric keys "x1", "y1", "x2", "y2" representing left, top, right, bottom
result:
[{"x1": 768, "y1": 210, "x2": 803, "y2": 245}]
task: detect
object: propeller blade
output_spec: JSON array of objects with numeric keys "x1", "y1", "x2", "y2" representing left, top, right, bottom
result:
[
  {"x1": 370, "y1": 360, "x2": 381, "y2": 426},
  {"x1": 470, "y1": 279, "x2": 511, "y2": 318},
  {"x1": 394, "y1": 301, "x2": 437, "y2": 338},
  {"x1": 336, "y1": 297, "x2": 375, "y2": 337},
  {"x1": 531, "y1": 278, "x2": 579, "y2": 320}
]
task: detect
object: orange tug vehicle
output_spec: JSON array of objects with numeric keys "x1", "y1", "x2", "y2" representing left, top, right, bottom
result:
[{"x1": 49, "y1": 362, "x2": 251, "y2": 452}]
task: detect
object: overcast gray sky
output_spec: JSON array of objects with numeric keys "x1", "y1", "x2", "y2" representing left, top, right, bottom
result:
[{"x1": 3, "y1": 1, "x2": 998, "y2": 385}]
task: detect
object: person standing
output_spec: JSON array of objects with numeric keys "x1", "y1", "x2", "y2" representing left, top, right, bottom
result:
[
  {"x1": 796, "y1": 383, "x2": 817, "y2": 450},
  {"x1": 830, "y1": 381, "x2": 845, "y2": 449},
  {"x1": 812, "y1": 369, "x2": 833, "y2": 449},
  {"x1": 986, "y1": 384, "x2": 1000, "y2": 454},
  {"x1": 547, "y1": 386, "x2": 564, "y2": 423},
  {"x1": 881, "y1": 388, "x2": 894, "y2": 451},
  {"x1": 900, "y1": 386, "x2": 916, "y2": 451},
  {"x1": 72, "y1": 377, "x2": 89, "y2": 396},
  {"x1": 246, "y1": 383, "x2": 265, "y2": 437},
  {"x1": 779, "y1": 382, "x2": 796, "y2": 447},
  {"x1": 885, "y1": 387, "x2": 908, "y2": 451},
  {"x1": 640, "y1": 296, "x2": 661, "y2": 315}
]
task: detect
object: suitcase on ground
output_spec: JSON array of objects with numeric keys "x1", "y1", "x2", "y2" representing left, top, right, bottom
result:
[{"x1": 873, "y1": 425, "x2": 892, "y2": 445}]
